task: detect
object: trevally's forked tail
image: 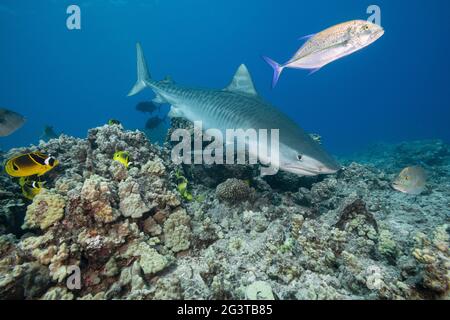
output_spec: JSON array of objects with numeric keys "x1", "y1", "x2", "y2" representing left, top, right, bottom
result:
[
  {"x1": 262, "y1": 56, "x2": 284, "y2": 88},
  {"x1": 128, "y1": 42, "x2": 151, "y2": 97}
]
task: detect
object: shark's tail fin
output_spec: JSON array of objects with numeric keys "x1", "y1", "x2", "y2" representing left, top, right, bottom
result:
[
  {"x1": 128, "y1": 42, "x2": 151, "y2": 96},
  {"x1": 262, "y1": 56, "x2": 284, "y2": 88}
]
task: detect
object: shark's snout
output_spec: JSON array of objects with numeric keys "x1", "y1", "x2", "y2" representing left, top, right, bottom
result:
[{"x1": 282, "y1": 154, "x2": 340, "y2": 176}]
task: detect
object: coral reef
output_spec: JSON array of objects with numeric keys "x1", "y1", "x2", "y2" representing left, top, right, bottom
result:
[
  {"x1": 0, "y1": 124, "x2": 449, "y2": 300},
  {"x1": 23, "y1": 190, "x2": 65, "y2": 230},
  {"x1": 215, "y1": 178, "x2": 254, "y2": 203},
  {"x1": 412, "y1": 225, "x2": 449, "y2": 297}
]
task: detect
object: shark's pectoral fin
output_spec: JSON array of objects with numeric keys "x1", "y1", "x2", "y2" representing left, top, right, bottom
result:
[
  {"x1": 152, "y1": 93, "x2": 167, "y2": 104},
  {"x1": 168, "y1": 106, "x2": 184, "y2": 118},
  {"x1": 224, "y1": 64, "x2": 258, "y2": 97}
]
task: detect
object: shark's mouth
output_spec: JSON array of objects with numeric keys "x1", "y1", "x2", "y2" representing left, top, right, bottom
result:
[
  {"x1": 282, "y1": 165, "x2": 325, "y2": 176},
  {"x1": 282, "y1": 160, "x2": 340, "y2": 176}
]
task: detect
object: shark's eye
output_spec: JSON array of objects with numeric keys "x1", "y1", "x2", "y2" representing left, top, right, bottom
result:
[
  {"x1": 362, "y1": 25, "x2": 369, "y2": 31},
  {"x1": 297, "y1": 155, "x2": 303, "y2": 161}
]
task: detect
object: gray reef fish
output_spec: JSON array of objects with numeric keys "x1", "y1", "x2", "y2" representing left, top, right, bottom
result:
[
  {"x1": 136, "y1": 101, "x2": 160, "y2": 113},
  {"x1": 392, "y1": 166, "x2": 427, "y2": 195},
  {"x1": 0, "y1": 108, "x2": 25, "y2": 137},
  {"x1": 40, "y1": 125, "x2": 59, "y2": 141},
  {"x1": 263, "y1": 20, "x2": 384, "y2": 87},
  {"x1": 128, "y1": 43, "x2": 340, "y2": 176},
  {"x1": 145, "y1": 116, "x2": 165, "y2": 130}
]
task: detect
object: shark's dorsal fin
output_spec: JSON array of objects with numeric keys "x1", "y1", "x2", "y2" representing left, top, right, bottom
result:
[
  {"x1": 161, "y1": 75, "x2": 174, "y2": 84},
  {"x1": 224, "y1": 64, "x2": 258, "y2": 96}
]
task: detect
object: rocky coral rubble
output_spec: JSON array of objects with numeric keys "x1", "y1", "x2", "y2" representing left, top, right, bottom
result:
[
  {"x1": 0, "y1": 125, "x2": 449, "y2": 300},
  {"x1": 0, "y1": 125, "x2": 190, "y2": 299}
]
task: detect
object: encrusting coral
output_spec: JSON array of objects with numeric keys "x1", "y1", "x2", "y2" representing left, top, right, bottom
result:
[
  {"x1": 81, "y1": 175, "x2": 118, "y2": 224},
  {"x1": 412, "y1": 225, "x2": 449, "y2": 297},
  {"x1": 22, "y1": 190, "x2": 65, "y2": 230}
]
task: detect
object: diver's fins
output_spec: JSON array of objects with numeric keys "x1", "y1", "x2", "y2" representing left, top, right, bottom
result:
[{"x1": 128, "y1": 42, "x2": 151, "y2": 96}]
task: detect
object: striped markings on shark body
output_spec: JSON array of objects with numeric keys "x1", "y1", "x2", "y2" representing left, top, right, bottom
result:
[
  {"x1": 171, "y1": 121, "x2": 280, "y2": 176},
  {"x1": 128, "y1": 43, "x2": 340, "y2": 177}
]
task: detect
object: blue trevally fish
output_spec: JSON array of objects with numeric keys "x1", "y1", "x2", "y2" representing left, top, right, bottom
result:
[
  {"x1": 128, "y1": 43, "x2": 340, "y2": 176},
  {"x1": 263, "y1": 20, "x2": 384, "y2": 87}
]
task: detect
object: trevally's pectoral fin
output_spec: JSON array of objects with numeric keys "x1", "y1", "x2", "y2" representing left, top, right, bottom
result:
[
  {"x1": 308, "y1": 67, "x2": 322, "y2": 75},
  {"x1": 298, "y1": 33, "x2": 315, "y2": 41}
]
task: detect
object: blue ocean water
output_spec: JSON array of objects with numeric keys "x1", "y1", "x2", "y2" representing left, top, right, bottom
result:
[{"x1": 1, "y1": 0, "x2": 449, "y2": 155}]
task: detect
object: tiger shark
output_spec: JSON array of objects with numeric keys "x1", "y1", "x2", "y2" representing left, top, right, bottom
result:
[{"x1": 128, "y1": 43, "x2": 340, "y2": 176}]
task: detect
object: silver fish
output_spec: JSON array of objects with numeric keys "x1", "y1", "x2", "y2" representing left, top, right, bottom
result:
[
  {"x1": 392, "y1": 166, "x2": 427, "y2": 195},
  {"x1": 128, "y1": 43, "x2": 340, "y2": 176},
  {"x1": 263, "y1": 20, "x2": 384, "y2": 87},
  {"x1": 0, "y1": 108, "x2": 25, "y2": 137}
]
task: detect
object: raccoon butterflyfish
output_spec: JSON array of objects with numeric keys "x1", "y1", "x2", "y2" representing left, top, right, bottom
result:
[
  {"x1": 113, "y1": 151, "x2": 131, "y2": 168},
  {"x1": 4, "y1": 152, "x2": 59, "y2": 177},
  {"x1": 19, "y1": 176, "x2": 45, "y2": 200}
]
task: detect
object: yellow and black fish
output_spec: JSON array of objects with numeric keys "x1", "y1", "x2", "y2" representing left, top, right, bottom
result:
[
  {"x1": 4, "y1": 152, "x2": 59, "y2": 177},
  {"x1": 19, "y1": 176, "x2": 45, "y2": 200},
  {"x1": 113, "y1": 151, "x2": 131, "y2": 168},
  {"x1": 108, "y1": 119, "x2": 121, "y2": 126}
]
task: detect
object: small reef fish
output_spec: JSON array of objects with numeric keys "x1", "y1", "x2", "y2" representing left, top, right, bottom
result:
[
  {"x1": 309, "y1": 133, "x2": 322, "y2": 145},
  {"x1": 40, "y1": 125, "x2": 59, "y2": 141},
  {"x1": 113, "y1": 151, "x2": 131, "y2": 168},
  {"x1": 0, "y1": 108, "x2": 25, "y2": 137},
  {"x1": 392, "y1": 166, "x2": 427, "y2": 195},
  {"x1": 145, "y1": 116, "x2": 166, "y2": 130},
  {"x1": 128, "y1": 43, "x2": 340, "y2": 176},
  {"x1": 19, "y1": 176, "x2": 45, "y2": 200},
  {"x1": 263, "y1": 20, "x2": 384, "y2": 87},
  {"x1": 108, "y1": 119, "x2": 121, "y2": 126},
  {"x1": 4, "y1": 152, "x2": 59, "y2": 177},
  {"x1": 136, "y1": 101, "x2": 160, "y2": 113}
]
